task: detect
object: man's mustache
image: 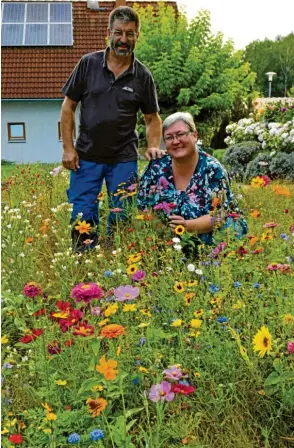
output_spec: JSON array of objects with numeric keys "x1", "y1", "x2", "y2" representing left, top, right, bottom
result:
[{"x1": 114, "y1": 41, "x2": 130, "y2": 48}]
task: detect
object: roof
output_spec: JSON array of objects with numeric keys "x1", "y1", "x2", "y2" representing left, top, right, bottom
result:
[{"x1": 1, "y1": 1, "x2": 178, "y2": 99}]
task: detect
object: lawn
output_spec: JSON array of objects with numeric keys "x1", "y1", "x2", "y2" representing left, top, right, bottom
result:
[{"x1": 1, "y1": 163, "x2": 294, "y2": 448}]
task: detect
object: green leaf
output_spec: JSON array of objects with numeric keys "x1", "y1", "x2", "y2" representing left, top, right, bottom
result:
[
  {"x1": 126, "y1": 418, "x2": 137, "y2": 433},
  {"x1": 125, "y1": 407, "x2": 144, "y2": 419},
  {"x1": 77, "y1": 377, "x2": 99, "y2": 395},
  {"x1": 273, "y1": 358, "x2": 282, "y2": 373},
  {"x1": 87, "y1": 356, "x2": 97, "y2": 371},
  {"x1": 264, "y1": 371, "x2": 280, "y2": 386},
  {"x1": 91, "y1": 339, "x2": 100, "y2": 356}
]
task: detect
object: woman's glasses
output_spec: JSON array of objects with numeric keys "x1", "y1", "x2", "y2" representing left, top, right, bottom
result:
[{"x1": 164, "y1": 131, "x2": 191, "y2": 144}]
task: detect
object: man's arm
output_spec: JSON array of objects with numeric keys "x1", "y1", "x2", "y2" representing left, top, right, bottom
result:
[
  {"x1": 143, "y1": 112, "x2": 165, "y2": 161},
  {"x1": 60, "y1": 96, "x2": 80, "y2": 171}
]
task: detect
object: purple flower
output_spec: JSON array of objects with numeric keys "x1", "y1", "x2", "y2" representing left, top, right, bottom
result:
[
  {"x1": 71, "y1": 282, "x2": 104, "y2": 304},
  {"x1": 132, "y1": 270, "x2": 146, "y2": 282},
  {"x1": 91, "y1": 306, "x2": 102, "y2": 316},
  {"x1": 114, "y1": 285, "x2": 140, "y2": 302},
  {"x1": 50, "y1": 165, "x2": 63, "y2": 176},
  {"x1": 149, "y1": 381, "x2": 175, "y2": 402},
  {"x1": 47, "y1": 341, "x2": 61, "y2": 355},
  {"x1": 162, "y1": 365, "x2": 183, "y2": 380},
  {"x1": 287, "y1": 341, "x2": 294, "y2": 354}
]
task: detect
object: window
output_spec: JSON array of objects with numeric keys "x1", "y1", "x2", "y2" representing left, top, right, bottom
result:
[
  {"x1": 8, "y1": 122, "x2": 26, "y2": 141},
  {"x1": 58, "y1": 122, "x2": 76, "y2": 141},
  {"x1": 1, "y1": 2, "x2": 73, "y2": 46}
]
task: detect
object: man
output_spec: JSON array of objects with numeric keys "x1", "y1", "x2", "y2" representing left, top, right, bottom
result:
[{"x1": 61, "y1": 6, "x2": 163, "y2": 250}]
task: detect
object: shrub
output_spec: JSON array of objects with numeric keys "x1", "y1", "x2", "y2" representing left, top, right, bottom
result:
[
  {"x1": 212, "y1": 149, "x2": 226, "y2": 164},
  {"x1": 223, "y1": 141, "x2": 260, "y2": 179},
  {"x1": 244, "y1": 153, "x2": 272, "y2": 180},
  {"x1": 245, "y1": 152, "x2": 294, "y2": 181}
]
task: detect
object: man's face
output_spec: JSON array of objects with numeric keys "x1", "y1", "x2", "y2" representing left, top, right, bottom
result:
[{"x1": 108, "y1": 19, "x2": 139, "y2": 56}]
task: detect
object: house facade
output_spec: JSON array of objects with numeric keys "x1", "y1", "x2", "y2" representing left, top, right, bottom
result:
[{"x1": 1, "y1": 0, "x2": 177, "y2": 163}]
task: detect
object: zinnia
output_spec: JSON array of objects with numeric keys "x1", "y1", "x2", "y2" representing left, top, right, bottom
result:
[
  {"x1": 86, "y1": 397, "x2": 107, "y2": 417},
  {"x1": 23, "y1": 281, "x2": 43, "y2": 298},
  {"x1": 100, "y1": 324, "x2": 126, "y2": 339},
  {"x1": 252, "y1": 326, "x2": 272, "y2": 357},
  {"x1": 71, "y1": 282, "x2": 103, "y2": 304}
]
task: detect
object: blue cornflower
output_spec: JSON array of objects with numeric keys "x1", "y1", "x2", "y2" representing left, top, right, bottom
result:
[
  {"x1": 233, "y1": 281, "x2": 242, "y2": 288},
  {"x1": 280, "y1": 233, "x2": 290, "y2": 241},
  {"x1": 2, "y1": 362, "x2": 13, "y2": 369},
  {"x1": 68, "y1": 433, "x2": 80, "y2": 444},
  {"x1": 104, "y1": 270, "x2": 112, "y2": 278},
  {"x1": 138, "y1": 338, "x2": 146, "y2": 346},
  {"x1": 132, "y1": 377, "x2": 140, "y2": 385},
  {"x1": 217, "y1": 316, "x2": 228, "y2": 324},
  {"x1": 209, "y1": 284, "x2": 220, "y2": 293},
  {"x1": 90, "y1": 429, "x2": 104, "y2": 441},
  {"x1": 253, "y1": 282, "x2": 261, "y2": 288}
]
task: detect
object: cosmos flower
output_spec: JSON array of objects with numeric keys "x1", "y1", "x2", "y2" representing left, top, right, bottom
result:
[
  {"x1": 149, "y1": 381, "x2": 174, "y2": 402},
  {"x1": 71, "y1": 283, "x2": 103, "y2": 304},
  {"x1": 74, "y1": 220, "x2": 92, "y2": 234},
  {"x1": 96, "y1": 355, "x2": 118, "y2": 380},
  {"x1": 171, "y1": 382, "x2": 196, "y2": 395},
  {"x1": 162, "y1": 365, "x2": 183, "y2": 380},
  {"x1": 252, "y1": 326, "x2": 272, "y2": 357},
  {"x1": 114, "y1": 285, "x2": 140, "y2": 302}
]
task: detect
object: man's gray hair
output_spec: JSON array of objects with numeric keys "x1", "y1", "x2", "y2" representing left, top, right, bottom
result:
[
  {"x1": 109, "y1": 6, "x2": 140, "y2": 31},
  {"x1": 163, "y1": 112, "x2": 196, "y2": 135}
]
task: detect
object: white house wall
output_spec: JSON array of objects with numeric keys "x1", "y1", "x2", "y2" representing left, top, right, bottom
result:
[{"x1": 1, "y1": 100, "x2": 79, "y2": 164}]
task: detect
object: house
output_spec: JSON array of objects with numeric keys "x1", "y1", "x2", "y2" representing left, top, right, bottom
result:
[{"x1": 1, "y1": 0, "x2": 177, "y2": 163}]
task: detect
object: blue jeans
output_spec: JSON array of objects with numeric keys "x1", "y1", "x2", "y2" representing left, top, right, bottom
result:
[{"x1": 67, "y1": 159, "x2": 138, "y2": 239}]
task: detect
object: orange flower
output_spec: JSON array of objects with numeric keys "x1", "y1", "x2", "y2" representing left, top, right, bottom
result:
[
  {"x1": 100, "y1": 324, "x2": 126, "y2": 339},
  {"x1": 212, "y1": 197, "x2": 220, "y2": 208},
  {"x1": 25, "y1": 237, "x2": 34, "y2": 243},
  {"x1": 250, "y1": 209, "x2": 260, "y2": 218},
  {"x1": 96, "y1": 355, "x2": 118, "y2": 380},
  {"x1": 40, "y1": 220, "x2": 49, "y2": 234},
  {"x1": 273, "y1": 186, "x2": 291, "y2": 197},
  {"x1": 249, "y1": 236, "x2": 258, "y2": 246},
  {"x1": 86, "y1": 397, "x2": 107, "y2": 417},
  {"x1": 75, "y1": 220, "x2": 91, "y2": 234}
]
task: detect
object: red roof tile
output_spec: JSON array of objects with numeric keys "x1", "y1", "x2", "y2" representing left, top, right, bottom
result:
[{"x1": 2, "y1": 1, "x2": 178, "y2": 99}]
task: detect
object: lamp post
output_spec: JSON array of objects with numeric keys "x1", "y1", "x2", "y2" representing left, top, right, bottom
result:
[{"x1": 265, "y1": 72, "x2": 276, "y2": 98}]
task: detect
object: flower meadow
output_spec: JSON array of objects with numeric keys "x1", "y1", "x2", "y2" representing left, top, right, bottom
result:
[{"x1": 1, "y1": 164, "x2": 294, "y2": 448}]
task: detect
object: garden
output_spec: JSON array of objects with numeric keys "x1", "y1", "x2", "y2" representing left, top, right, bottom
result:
[{"x1": 1, "y1": 101, "x2": 294, "y2": 447}]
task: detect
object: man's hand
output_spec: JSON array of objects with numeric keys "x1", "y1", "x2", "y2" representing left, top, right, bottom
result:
[
  {"x1": 62, "y1": 148, "x2": 80, "y2": 171},
  {"x1": 144, "y1": 147, "x2": 166, "y2": 161},
  {"x1": 168, "y1": 215, "x2": 187, "y2": 231}
]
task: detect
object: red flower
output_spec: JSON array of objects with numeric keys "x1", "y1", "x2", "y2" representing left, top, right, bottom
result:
[
  {"x1": 33, "y1": 308, "x2": 46, "y2": 317},
  {"x1": 9, "y1": 434, "x2": 23, "y2": 444},
  {"x1": 73, "y1": 322, "x2": 95, "y2": 337},
  {"x1": 59, "y1": 309, "x2": 84, "y2": 332},
  {"x1": 64, "y1": 339, "x2": 74, "y2": 347},
  {"x1": 171, "y1": 383, "x2": 196, "y2": 395},
  {"x1": 20, "y1": 329, "x2": 43, "y2": 344},
  {"x1": 236, "y1": 246, "x2": 248, "y2": 256}
]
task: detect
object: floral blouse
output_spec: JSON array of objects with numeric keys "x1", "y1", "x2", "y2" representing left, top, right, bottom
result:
[{"x1": 137, "y1": 150, "x2": 247, "y2": 245}]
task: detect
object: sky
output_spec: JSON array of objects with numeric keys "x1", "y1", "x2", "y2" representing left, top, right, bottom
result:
[{"x1": 177, "y1": 0, "x2": 294, "y2": 50}]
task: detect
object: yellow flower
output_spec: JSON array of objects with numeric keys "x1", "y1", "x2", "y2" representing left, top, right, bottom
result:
[
  {"x1": 127, "y1": 264, "x2": 138, "y2": 275},
  {"x1": 232, "y1": 300, "x2": 244, "y2": 310},
  {"x1": 136, "y1": 214, "x2": 145, "y2": 220},
  {"x1": 137, "y1": 322, "x2": 150, "y2": 328},
  {"x1": 43, "y1": 429, "x2": 52, "y2": 434},
  {"x1": 116, "y1": 346, "x2": 121, "y2": 356},
  {"x1": 257, "y1": 389, "x2": 265, "y2": 396},
  {"x1": 123, "y1": 304, "x2": 137, "y2": 312},
  {"x1": 86, "y1": 397, "x2": 107, "y2": 417},
  {"x1": 283, "y1": 314, "x2": 293, "y2": 325},
  {"x1": 261, "y1": 231, "x2": 274, "y2": 241},
  {"x1": 184, "y1": 292, "x2": 195, "y2": 305},
  {"x1": 190, "y1": 330, "x2": 201, "y2": 337},
  {"x1": 138, "y1": 366, "x2": 149, "y2": 373},
  {"x1": 139, "y1": 309, "x2": 151, "y2": 317},
  {"x1": 104, "y1": 303, "x2": 119, "y2": 317},
  {"x1": 127, "y1": 253, "x2": 141, "y2": 264},
  {"x1": 210, "y1": 296, "x2": 222, "y2": 306},
  {"x1": 252, "y1": 326, "x2": 272, "y2": 357},
  {"x1": 1, "y1": 335, "x2": 9, "y2": 344},
  {"x1": 1, "y1": 427, "x2": 9, "y2": 434},
  {"x1": 194, "y1": 372, "x2": 201, "y2": 378},
  {"x1": 187, "y1": 280, "x2": 198, "y2": 287},
  {"x1": 96, "y1": 355, "x2": 118, "y2": 381},
  {"x1": 98, "y1": 318, "x2": 110, "y2": 327},
  {"x1": 74, "y1": 220, "x2": 91, "y2": 234},
  {"x1": 113, "y1": 188, "x2": 126, "y2": 196},
  {"x1": 190, "y1": 319, "x2": 202, "y2": 329},
  {"x1": 46, "y1": 412, "x2": 57, "y2": 421},
  {"x1": 55, "y1": 379, "x2": 67, "y2": 386},
  {"x1": 42, "y1": 402, "x2": 53, "y2": 412},
  {"x1": 174, "y1": 225, "x2": 185, "y2": 235},
  {"x1": 174, "y1": 282, "x2": 185, "y2": 293},
  {"x1": 171, "y1": 319, "x2": 182, "y2": 327},
  {"x1": 92, "y1": 385, "x2": 104, "y2": 392},
  {"x1": 194, "y1": 309, "x2": 204, "y2": 318}
]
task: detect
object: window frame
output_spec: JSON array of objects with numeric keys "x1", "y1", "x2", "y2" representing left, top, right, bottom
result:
[
  {"x1": 1, "y1": 2, "x2": 73, "y2": 46},
  {"x1": 7, "y1": 122, "x2": 26, "y2": 142},
  {"x1": 58, "y1": 121, "x2": 76, "y2": 141}
]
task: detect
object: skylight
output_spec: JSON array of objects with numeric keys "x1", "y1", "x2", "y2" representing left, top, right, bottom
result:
[{"x1": 1, "y1": 2, "x2": 73, "y2": 46}]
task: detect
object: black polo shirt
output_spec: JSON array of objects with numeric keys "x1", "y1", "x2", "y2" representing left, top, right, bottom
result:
[{"x1": 61, "y1": 48, "x2": 160, "y2": 164}]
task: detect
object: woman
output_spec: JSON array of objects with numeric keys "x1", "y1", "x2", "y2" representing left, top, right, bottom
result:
[{"x1": 137, "y1": 112, "x2": 247, "y2": 247}]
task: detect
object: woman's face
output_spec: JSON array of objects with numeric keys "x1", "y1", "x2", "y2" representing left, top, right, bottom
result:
[{"x1": 164, "y1": 120, "x2": 198, "y2": 160}]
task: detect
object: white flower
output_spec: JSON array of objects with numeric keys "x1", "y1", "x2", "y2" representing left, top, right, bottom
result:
[
  {"x1": 112, "y1": 250, "x2": 117, "y2": 255},
  {"x1": 187, "y1": 263, "x2": 195, "y2": 272},
  {"x1": 172, "y1": 237, "x2": 181, "y2": 243},
  {"x1": 195, "y1": 269, "x2": 203, "y2": 275},
  {"x1": 173, "y1": 244, "x2": 182, "y2": 251},
  {"x1": 19, "y1": 253, "x2": 25, "y2": 257},
  {"x1": 116, "y1": 269, "x2": 122, "y2": 274}
]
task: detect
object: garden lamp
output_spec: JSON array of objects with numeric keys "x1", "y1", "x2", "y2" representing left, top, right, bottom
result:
[{"x1": 265, "y1": 72, "x2": 276, "y2": 98}]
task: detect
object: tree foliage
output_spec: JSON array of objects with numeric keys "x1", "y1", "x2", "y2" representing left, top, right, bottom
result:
[
  {"x1": 134, "y1": 3, "x2": 256, "y2": 145},
  {"x1": 244, "y1": 33, "x2": 294, "y2": 97}
]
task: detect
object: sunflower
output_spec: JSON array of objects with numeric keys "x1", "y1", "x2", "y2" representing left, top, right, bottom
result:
[
  {"x1": 187, "y1": 280, "x2": 198, "y2": 287},
  {"x1": 86, "y1": 397, "x2": 107, "y2": 417},
  {"x1": 194, "y1": 309, "x2": 204, "y2": 318},
  {"x1": 74, "y1": 221, "x2": 91, "y2": 234},
  {"x1": 127, "y1": 254, "x2": 141, "y2": 264},
  {"x1": 174, "y1": 282, "x2": 185, "y2": 293},
  {"x1": 184, "y1": 293, "x2": 195, "y2": 305},
  {"x1": 126, "y1": 264, "x2": 138, "y2": 275},
  {"x1": 174, "y1": 225, "x2": 185, "y2": 235},
  {"x1": 252, "y1": 326, "x2": 272, "y2": 357}
]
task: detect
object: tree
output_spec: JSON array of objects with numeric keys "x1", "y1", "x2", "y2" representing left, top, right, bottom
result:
[{"x1": 134, "y1": 3, "x2": 256, "y2": 146}]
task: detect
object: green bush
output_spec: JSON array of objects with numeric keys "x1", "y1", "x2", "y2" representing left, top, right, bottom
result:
[
  {"x1": 245, "y1": 152, "x2": 294, "y2": 181},
  {"x1": 212, "y1": 149, "x2": 226, "y2": 164},
  {"x1": 223, "y1": 141, "x2": 260, "y2": 179}
]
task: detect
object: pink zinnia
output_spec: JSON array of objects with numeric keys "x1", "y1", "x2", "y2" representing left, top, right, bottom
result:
[
  {"x1": 132, "y1": 270, "x2": 146, "y2": 282},
  {"x1": 23, "y1": 281, "x2": 43, "y2": 298},
  {"x1": 149, "y1": 381, "x2": 174, "y2": 402},
  {"x1": 162, "y1": 365, "x2": 183, "y2": 381},
  {"x1": 71, "y1": 282, "x2": 103, "y2": 304},
  {"x1": 287, "y1": 341, "x2": 294, "y2": 353},
  {"x1": 114, "y1": 285, "x2": 140, "y2": 302}
]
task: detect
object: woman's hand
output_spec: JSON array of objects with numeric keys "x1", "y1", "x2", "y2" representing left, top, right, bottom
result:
[{"x1": 168, "y1": 215, "x2": 187, "y2": 231}]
